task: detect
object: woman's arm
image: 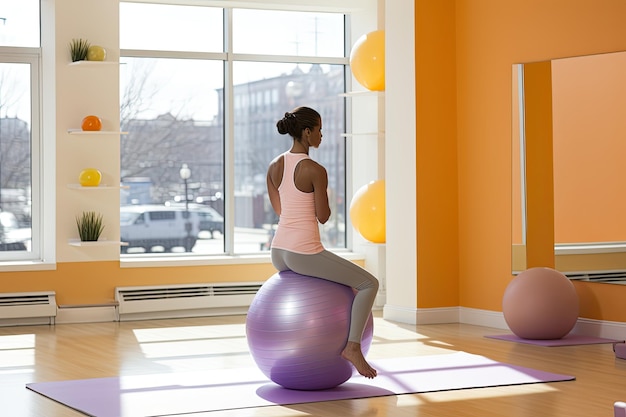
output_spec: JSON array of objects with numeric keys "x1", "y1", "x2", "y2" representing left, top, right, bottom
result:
[
  {"x1": 267, "y1": 158, "x2": 283, "y2": 216},
  {"x1": 311, "y1": 164, "x2": 331, "y2": 224}
]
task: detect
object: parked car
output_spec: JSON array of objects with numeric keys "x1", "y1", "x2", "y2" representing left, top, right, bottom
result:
[
  {"x1": 0, "y1": 211, "x2": 30, "y2": 251},
  {"x1": 190, "y1": 206, "x2": 224, "y2": 238},
  {"x1": 164, "y1": 202, "x2": 224, "y2": 239},
  {"x1": 120, "y1": 205, "x2": 203, "y2": 253}
]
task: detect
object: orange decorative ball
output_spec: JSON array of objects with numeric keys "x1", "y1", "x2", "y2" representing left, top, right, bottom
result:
[
  {"x1": 81, "y1": 115, "x2": 102, "y2": 131},
  {"x1": 79, "y1": 168, "x2": 102, "y2": 187}
]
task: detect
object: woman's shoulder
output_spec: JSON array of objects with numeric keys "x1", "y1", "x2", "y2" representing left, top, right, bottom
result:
[
  {"x1": 270, "y1": 152, "x2": 288, "y2": 164},
  {"x1": 268, "y1": 154, "x2": 284, "y2": 174},
  {"x1": 299, "y1": 157, "x2": 327, "y2": 175}
]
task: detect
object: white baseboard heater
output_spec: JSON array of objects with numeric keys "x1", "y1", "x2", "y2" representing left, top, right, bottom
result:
[
  {"x1": 115, "y1": 282, "x2": 263, "y2": 321},
  {"x1": 565, "y1": 270, "x2": 626, "y2": 284},
  {"x1": 0, "y1": 291, "x2": 57, "y2": 326}
]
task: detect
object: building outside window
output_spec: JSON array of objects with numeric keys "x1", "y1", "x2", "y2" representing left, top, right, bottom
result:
[
  {"x1": 0, "y1": 0, "x2": 40, "y2": 261},
  {"x1": 120, "y1": 3, "x2": 348, "y2": 256}
]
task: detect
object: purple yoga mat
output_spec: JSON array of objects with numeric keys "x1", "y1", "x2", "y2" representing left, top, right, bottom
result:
[
  {"x1": 26, "y1": 351, "x2": 574, "y2": 417},
  {"x1": 485, "y1": 333, "x2": 624, "y2": 346}
]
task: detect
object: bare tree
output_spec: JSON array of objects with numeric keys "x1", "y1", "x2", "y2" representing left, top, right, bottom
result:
[
  {"x1": 119, "y1": 60, "x2": 223, "y2": 204},
  {"x1": 0, "y1": 66, "x2": 31, "y2": 223}
]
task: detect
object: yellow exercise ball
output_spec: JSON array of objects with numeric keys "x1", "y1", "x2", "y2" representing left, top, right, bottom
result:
[
  {"x1": 349, "y1": 30, "x2": 385, "y2": 91},
  {"x1": 350, "y1": 180, "x2": 386, "y2": 243}
]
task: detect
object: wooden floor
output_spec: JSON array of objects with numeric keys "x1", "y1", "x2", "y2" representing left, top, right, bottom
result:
[{"x1": 1, "y1": 312, "x2": 624, "y2": 417}]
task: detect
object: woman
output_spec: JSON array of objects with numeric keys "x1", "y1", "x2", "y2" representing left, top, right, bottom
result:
[{"x1": 267, "y1": 106, "x2": 379, "y2": 379}]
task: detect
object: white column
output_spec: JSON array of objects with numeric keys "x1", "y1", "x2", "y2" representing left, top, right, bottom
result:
[{"x1": 383, "y1": 0, "x2": 417, "y2": 323}]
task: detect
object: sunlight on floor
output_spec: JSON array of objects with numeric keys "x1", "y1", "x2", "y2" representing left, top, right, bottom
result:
[
  {"x1": 132, "y1": 323, "x2": 247, "y2": 343},
  {"x1": 373, "y1": 317, "x2": 431, "y2": 341},
  {"x1": 417, "y1": 382, "x2": 558, "y2": 403},
  {"x1": 129, "y1": 323, "x2": 254, "y2": 371},
  {"x1": 0, "y1": 334, "x2": 35, "y2": 369}
]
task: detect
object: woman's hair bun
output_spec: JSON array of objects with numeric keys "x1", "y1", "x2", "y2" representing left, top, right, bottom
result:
[
  {"x1": 277, "y1": 112, "x2": 297, "y2": 135},
  {"x1": 276, "y1": 107, "x2": 320, "y2": 138}
]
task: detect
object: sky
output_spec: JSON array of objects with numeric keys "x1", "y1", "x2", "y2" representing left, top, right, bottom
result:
[
  {"x1": 0, "y1": 1, "x2": 39, "y2": 121},
  {"x1": 0, "y1": 0, "x2": 39, "y2": 47},
  {"x1": 119, "y1": 3, "x2": 345, "y2": 120},
  {"x1": 0, "y1": 2, "x2": 346, "y2": 121}
]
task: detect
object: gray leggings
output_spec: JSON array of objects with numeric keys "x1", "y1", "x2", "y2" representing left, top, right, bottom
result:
[{"x1": 271, "y1": 248, "x2": 379, "y2": 343}]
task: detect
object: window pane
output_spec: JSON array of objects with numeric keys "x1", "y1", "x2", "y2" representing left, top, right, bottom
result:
[
  {"x1": 120, "y1": 3, "x2": 223, "y2": 52},
  {"x1": 120, "y1": 57, "x2": 224, "y2": 255},
  {"x1": 232, "y1": 62, "x2": 346, "y2": 252},
  {"x1": 120, "y1": 3, "x2": 348, "y2": 257},
  {"x1": 0, "y1": 63, "x2": 32, "y2": 253},
  {"x1": 232, "y1": 9, "x2": 344, "y2": 57},
  {"x1": 0, "y1": 0, "x2": 40, "y2": 47}
]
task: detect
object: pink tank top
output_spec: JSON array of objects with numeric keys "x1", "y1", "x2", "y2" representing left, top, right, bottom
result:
[{"x1": 270, "y1": 152, "x2": 324, "y2": 254}]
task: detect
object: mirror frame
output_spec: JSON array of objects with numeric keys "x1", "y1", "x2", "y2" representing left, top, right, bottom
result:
[{"x1": 513, "y1": 52, "x2": 626, "y2": 283}]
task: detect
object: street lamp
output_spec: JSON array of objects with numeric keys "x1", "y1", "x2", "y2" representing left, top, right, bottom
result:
[
  {"x1": 179, "y1": 163, "x2": 193, "y2": 252},
  {"x1": 179, "y1": 164, "x2": 191, "y2": 209}
]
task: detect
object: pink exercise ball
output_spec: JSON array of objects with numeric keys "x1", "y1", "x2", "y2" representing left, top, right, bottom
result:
[
  {"x1": 246, "y1": 270, "x2": 374, "y2": 390},
  {"x1": 503, "y1": 267, "x2": 579, "y2": 339}
]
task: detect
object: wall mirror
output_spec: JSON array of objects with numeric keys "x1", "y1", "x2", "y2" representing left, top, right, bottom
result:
[{"x1": 513, "y1": 51, "x2": 626, "y2": 284}]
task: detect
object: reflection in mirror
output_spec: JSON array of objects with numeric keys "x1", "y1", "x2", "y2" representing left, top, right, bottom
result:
[
  {"x1": 513, "y1": 51, "x2": 626, "y2": 283},
  {"x1": 512, "y1": 64, "x2": 526, "y2": 272},
  {"x1": 512, "y1": 60, "x2": 555, "y2": 273}
]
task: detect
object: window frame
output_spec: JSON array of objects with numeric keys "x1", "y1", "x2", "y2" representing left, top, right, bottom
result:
[
  {"x1": 0, "y1": 47, "x2": 42, "y2": 263},
  {"x1": 120, "y1": 3, "x2": 352, "y2": 258}
]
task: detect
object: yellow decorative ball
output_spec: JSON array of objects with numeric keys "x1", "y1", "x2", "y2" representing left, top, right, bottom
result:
[
  {"x1": 79, "y1": 168, "x2": 102, "y2": 187},
  {"x1": 87, "y1": 45, "x2": 106, "y2": 61},
  {"x1": 349, "y1": 180, "x2": 386, "y2": 243},
  {"x1": 349, "y1": 30, "x2": 385, "y2": 91}
]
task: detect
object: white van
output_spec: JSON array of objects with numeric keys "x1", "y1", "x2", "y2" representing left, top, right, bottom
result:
[
  {"x1": 120, "y1": 205, "x2": 202, "y2": 253},
  {"x1": 0, "y1": 211, "x2": 30, "y2": 251}
]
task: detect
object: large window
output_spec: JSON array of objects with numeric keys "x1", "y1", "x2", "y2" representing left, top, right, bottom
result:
[
  {"x1": 120, "y1": 3, "x2": 347, "y2": 256},
  {"x1": 0, "y1": 1, "x2": 40, "y2": 260}
]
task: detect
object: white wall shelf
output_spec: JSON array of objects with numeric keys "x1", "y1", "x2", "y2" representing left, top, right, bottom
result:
[
  {"x1": 341, "y1": 92, "x2": 385, "y2": 139},
  {"x1": 67, "y1": 129, "x2": 128, "y2": 135},
  {"x1": 341, "y1": 131, "x2": 385, "y2": 138},
  {"x1": 68, "y1": 239, "x2": 128, "y2": 247},
  {"x1": 67, "y1": 184, "x2": 129, "y2": 190},
  {"x1": 339, "y1": 90, "x2": 385, "y2": 97},
  {"x1": 68, "y1": 61, "x2": 119, "y2": 67}
]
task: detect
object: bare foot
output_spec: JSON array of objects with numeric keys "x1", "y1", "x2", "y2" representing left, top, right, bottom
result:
[{"x1": 341, "y1": 341, "x2": 377, "y2": 379}]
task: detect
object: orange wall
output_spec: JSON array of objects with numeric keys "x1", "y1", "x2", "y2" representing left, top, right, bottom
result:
[
  {"x1": 552, "y1": 53, "x2": 626, "y2": 243},
  {"x1": 0, "y1": 262, "x2": 277, "y2": 305},
  {"x1": 454, "y1": 0, "x2": 626, "y2": 318},
  {"x1": 415, "y1": 0, "x2": 459, "y2": 308},
  {"x1": 0, "y1": 257, "x2": 364, "y2": 306}
]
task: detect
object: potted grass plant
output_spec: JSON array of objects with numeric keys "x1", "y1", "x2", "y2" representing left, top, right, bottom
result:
[
  {"x1": 76, "y1": 211, "x2": 105, "y2": 242},
  {"x1": 69, "y1": 38, "x2": 90, "y2": 62}
]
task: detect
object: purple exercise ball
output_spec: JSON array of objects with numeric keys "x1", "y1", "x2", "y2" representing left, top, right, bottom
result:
[{"x1": 245, "y1": 270, "x2": 374, "y2": 390}]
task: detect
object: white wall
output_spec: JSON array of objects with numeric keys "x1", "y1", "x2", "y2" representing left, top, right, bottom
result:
[
  {"x1": 45, "y1": 0, "x2": 122, "y2": 263},
  {"x1": 383, "y1": 0, "x2": 418, "y2": 323}
]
